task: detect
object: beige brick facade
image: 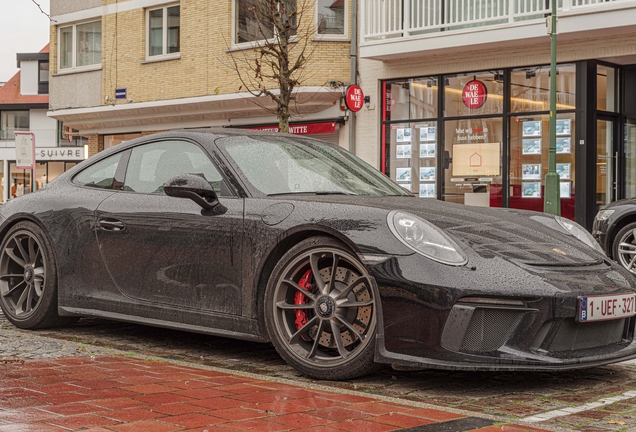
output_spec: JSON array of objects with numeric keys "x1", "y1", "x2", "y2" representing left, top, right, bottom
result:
[
  {"x1": 50, "y1": 1, "x2": 352, "y2": 106},
  {"x1": 86, "y1": 134, "x2": 104, "y2": 158}
]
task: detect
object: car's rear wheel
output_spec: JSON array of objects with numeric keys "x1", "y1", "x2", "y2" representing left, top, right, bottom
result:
[
  {"x1": 264, "y1": 236, "x2": 379, "y2": 380},
  {"x1": 613, "y1": 222, "x2": 636, "y2": 274},
  {"x1": 0, "y1": 221, "x2": 75, "y2": 329}
]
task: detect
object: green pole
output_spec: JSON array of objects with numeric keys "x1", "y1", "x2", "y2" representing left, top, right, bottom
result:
[{"x1": 544, "y1": 0, "x2": 560, "y2": 215}]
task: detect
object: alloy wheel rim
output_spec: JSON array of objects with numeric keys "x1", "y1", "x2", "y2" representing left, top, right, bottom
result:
[
  {"x1": 0, "y1": 231, "x2": 46, "y2": 317},
  {"x1": 272, "y1": 247, "x2": 376, "y2": 368},
  {"x1": 617, "y1": 228, "x2": 636, "y2": 274}
]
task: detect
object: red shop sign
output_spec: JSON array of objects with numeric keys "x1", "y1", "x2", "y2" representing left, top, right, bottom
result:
[
  {"x1": 246, "y1": 122, "x2": 337, "y2": 134},
  {"x1": 462, "y1": 80, "x2": 488, "y2": 109},
  {"x1": 344, "y1": 84, "x2": 364, "y2": 112}
]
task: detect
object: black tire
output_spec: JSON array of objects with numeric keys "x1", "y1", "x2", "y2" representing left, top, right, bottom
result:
[
  {"x1": 0, "y1": 221, "x2": 76, "y2": 329},
  {"x1": 264, "y1": 236, "x2": 379, "y2": 380},
  {"x1": 612, "y1": 222, "x2": 636, "y2": 274}
]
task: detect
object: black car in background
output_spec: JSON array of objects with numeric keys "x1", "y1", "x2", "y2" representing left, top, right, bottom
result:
[
  {"x1": 1, "y1": 129, "x2": 636, "y2": 380},
  {"x1": 593, "y1": 199, "x2": 636, "y2": 273}
]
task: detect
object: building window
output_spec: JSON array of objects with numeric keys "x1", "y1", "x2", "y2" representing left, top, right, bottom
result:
[
  {"x1": 59, "y1": 20, "x2": 102, "y2": 70},
  {"x1": 235, "y1": 0, "x2": 296, "y2": 44},
  {"x1": 38, "y1": 61, "x2": 49, "y2": 94},
  {"x1": 316, "y1": 0, "x2": 345, "y2": 36},
  {"x1": 147, "y1": 4, "x2": 180, "y2": 58},
  {"x1": 0, "y1": 111, "x2": 30, "y2": 140}
]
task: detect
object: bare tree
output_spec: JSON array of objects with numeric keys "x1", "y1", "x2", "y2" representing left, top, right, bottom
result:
[{"x1": 227, "y1": 0, "x2": 318, "y2": 133}]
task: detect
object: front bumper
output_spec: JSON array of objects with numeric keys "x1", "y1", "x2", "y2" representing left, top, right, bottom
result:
[{"x1": 370, "y1": 254, "x2": 636, "y2": 371}]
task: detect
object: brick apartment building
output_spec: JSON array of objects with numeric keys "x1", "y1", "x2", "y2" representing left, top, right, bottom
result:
[{"x1": 47, "y1": 0, "x2": 353, "y2": 156}]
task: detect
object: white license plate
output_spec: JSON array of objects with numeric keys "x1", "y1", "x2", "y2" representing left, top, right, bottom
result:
[{"x1": 579, "y1": 293, "x2": 636, "y2": 322}]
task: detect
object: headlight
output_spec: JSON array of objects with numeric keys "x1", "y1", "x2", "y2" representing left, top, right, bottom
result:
[
  {"x1": 555, "y1": 216, "x2": 605, "y2": 254},
  {"x1": 387, "y1": 211, "x2": 467, "y2": 265},
  {"x1": 595, "y1": 209, "x2": 615, "y2": 221}
]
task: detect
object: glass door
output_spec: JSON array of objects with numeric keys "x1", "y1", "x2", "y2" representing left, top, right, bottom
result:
[
  {"x1": 625, "y1": 119, "x2": 636, "y2": 198},
  {"x1": 596, "y1": 118, "x2": 619, "y2": 210}
]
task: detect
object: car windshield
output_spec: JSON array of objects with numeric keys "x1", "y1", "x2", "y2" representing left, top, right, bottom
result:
[{"x1": 221, "y1": 136, "x2": 410, "y2": 196}]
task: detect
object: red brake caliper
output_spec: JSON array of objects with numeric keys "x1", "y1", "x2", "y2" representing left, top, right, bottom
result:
[{"x1": 294, "y1": 270, "x2": 313, "y2": 333}]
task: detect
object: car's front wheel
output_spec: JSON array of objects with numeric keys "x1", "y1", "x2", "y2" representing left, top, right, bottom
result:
[
  {"x1": 0, "y1": 221, "x2": 75, "y2": 329},
  {"x1": 264, "y1": 236, "x2": 379, "y2": 380},
  {"x1": 613, "y1": 222, "x2": 636, "y2": 274}
]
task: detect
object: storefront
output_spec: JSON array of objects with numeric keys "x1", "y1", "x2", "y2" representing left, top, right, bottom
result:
[
  {"x1": 381, "y1": 62, "x2": 636, "y2": 230},
  {"x1": 0, "y1": 147, "x2": 85, "y2": 202}
]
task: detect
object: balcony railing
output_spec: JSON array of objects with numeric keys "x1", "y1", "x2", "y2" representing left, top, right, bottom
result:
[{"x1": 362, "y1": 0, "x2": 629, "y2": 42}]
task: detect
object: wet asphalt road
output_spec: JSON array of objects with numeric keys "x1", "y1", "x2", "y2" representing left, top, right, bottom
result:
[{"x1": 1, "y1": 312, "x2": 636, "y2": 431}]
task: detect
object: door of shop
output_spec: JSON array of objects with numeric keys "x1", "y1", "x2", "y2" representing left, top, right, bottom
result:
[{"x1": 596, "y1": 116, "x2": 619, "y2": 211}]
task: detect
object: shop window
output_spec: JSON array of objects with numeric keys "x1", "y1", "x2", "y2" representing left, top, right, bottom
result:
[
  {"x1": 147, "y1": 4, "x2": 180, "y2": 58},
  {"x1": 235, "y1": 0, "x2": 296, "y2": 44},
  {"x1": 510, "y1": 64, "x2": 576, "y2": 113},
  {"x1": 597, "y1": 65, "x2": 618, "y2": 113},
  {"x1": 59, "y1": 20, "x2": 102, "y2": 70},
  {"x1": 316, "y1": 0, "x2": 345, "y2": 37},
  {"x1": 388, "y1": 122, "x2": 438, "y2": 197},
  {"x1": 38, "y1": 61, "x2": 49, "y2": 95},
  {"x1": 442, "y1": 118, "x2": 503, "y2": 207},
  {"x1": 124, "y1": 140, "x2": 228, "y2": 195},
  {"x1": 508, "y1": 114, "x2": 576, "y2": 219},
  {"x1": 444, "y1": 71, "x2": 503, "y2": 117},
  {"x1": 0, "y1": 111, "x2": 29, "y2": 140},
  {"x1": 383, "y1": 78, "x2": 438, "y2": 122},
  {"x1": 73, "y1": 152, "x2": 123, "y2": 189}
]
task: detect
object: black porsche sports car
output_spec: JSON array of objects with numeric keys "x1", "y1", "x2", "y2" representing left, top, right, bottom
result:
[
  {"x1": 593, "y1": 199, "x2": 636, "y2": 274},
  {"x1": 1, "y1": 129, "x2": 636, "y2": 380}
]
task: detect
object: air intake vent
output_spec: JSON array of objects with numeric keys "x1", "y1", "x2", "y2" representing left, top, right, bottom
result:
[
  {"x1": 548, "y1": 319, "x2": 625, "y2": 352},
  {"x1": 459, "y1": 308, "x2": 524, "y2": 353}
]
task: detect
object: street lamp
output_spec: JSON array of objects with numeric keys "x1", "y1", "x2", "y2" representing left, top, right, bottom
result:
[{"x1": 544, "y1": 0, "x2": 560, "y2": 215}]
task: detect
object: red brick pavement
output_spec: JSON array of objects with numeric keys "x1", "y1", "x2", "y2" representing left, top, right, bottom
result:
[{"x1": 0, "y1": 356, "x2": 552, "y2": 431}]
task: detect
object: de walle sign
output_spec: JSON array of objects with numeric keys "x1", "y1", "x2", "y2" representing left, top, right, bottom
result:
[{"x1": 14, "y1": 132, "x2": 36, "y2": 193}]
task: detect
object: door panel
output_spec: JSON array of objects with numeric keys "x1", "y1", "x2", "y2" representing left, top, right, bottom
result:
[
  {"x1": 596, "y1": 119, "x2": 617, "y2": 210},
  {"x1": 625, "y1": 120, "x2": 636, "y2": 198},
  {"x1": 95, "y1": 194, "x2": 244, "y2": 314},
  {"x1": 94, "y1": 139, "x2": 244, "y2": 315}
]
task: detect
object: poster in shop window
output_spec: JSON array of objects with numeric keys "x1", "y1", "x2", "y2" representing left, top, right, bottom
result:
[
  {"x1": 522, "y1": 164, "x2": 542, "y2": 180},
  {"x1": 556, "y1": 119, "x2": 572, "y2": 136},
  {"x1": 557, "y1": 163, "x2": 571, "y2": 180},
  {"x1": 420, "y1": 144, "x2": 436, "y2": 158},
  {"x1": 522, "y1": 139, "x2": 541, "y2": 155},
  {"x1": 560, "y1": 181, "x2": 571, "y2": 198},
  {"x1": 556, "y1": 138, "x2": 571, "y2": 154},
  {"x1": 419, "y1": 167, "x2": 436, "y2": 181},
  {"x1": 396, "y1": 128, "x2": 412, "y2": 142},
  {"x1": 396, "y1": 145, "x2": 412, "y2": 159},
  {"x1": 396, "y1": 167, "x2": 412, "y2": 182},
  {"x1": 522, "y1": 120, "x2": 542, "y2": 137},
  {"x1": 419, "y1": 183, "x2": 436, "y2": 198},
  {"x1": 522, "y1": 181, "x2": 541, "y2": 198}
]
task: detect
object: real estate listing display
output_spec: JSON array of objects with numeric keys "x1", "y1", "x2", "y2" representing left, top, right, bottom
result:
[
  {"x1": 419, "y1": 183, "x2": 436, "y2": 198},
  {"x1": 396, "y1": 145, "x2": 412, "y2": 158},
  {"x1": 557, "y1": 163, "x2": 571, "y2": 180},
  {"x1": 522, "y1": 120, "x2": 542, "y2": 137},
  {"x1": 396, "y1": 167, "x2": 412, "y2": 182},
  {"x1": 522, "y1": 164, "x2": 542, "y2": 180},
  {"x1": 556, "y1": 137, "x2": 572, "y2": 154},
  {"x1": 522, "y1": 181, "x2": 541, "y2": 198},
  {"x1": 556, "y1": 119, "x2": 572, "y2": 136},
  {"x1": 420, "y1": 167, "x2": 436, "y2": 181},
  {"x1": 396, "y1": 128, "x2": 412, "y2": 142},
  {"x1": 522, "y1": 139, "x2": 541, "y2": 155}
]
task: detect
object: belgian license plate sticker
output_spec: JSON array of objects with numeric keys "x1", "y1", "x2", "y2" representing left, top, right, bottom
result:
[{"x1": 579, "y1": 293, "x2": 636, "y2": 322}]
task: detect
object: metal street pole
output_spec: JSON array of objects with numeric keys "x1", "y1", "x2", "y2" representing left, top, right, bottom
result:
[{"x1": 544, "y1": 0, "x2": 560, "y2": 215}]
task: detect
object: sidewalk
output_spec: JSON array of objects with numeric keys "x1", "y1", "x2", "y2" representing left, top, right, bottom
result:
[{"x1": 0, "y1": 355, "x2": 552, "y2": 432}]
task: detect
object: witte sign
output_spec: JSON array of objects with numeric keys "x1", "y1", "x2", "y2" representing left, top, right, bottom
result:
[{"x1": 15, "y1": 132, "x2": 35, "y2": 169}]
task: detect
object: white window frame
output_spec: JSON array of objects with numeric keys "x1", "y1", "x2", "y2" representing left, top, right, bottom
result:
[
  {"x1": 57, "y1": 20, "x2": 102, "y2": 73},
  {"x1": 231, "y1": 0, "x2": 298, "y2": 50},
  {"x1": 146, "y1": 3, "x2": 181, "y2": 60},
  {"x1": 314, "y1": 0, "x2": 348, "y2": 40}
]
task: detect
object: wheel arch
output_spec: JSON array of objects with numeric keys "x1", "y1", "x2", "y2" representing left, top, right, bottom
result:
[
  {"x1": 608, "y1": 214, "x2": 636, "y2": 259},
  {"x1": 253, "y1": 226, "x2": 362, "y2": 337}
]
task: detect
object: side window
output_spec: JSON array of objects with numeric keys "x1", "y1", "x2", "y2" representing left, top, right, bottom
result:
[
  {"x1": 123, "y1": 140, "x2": 230, "y2": 195},
  {"x1": 73, "y1": 152, "x2": 122, "y2": 189}
]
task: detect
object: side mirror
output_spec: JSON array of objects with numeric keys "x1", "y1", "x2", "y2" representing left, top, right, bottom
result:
[{"x1": 164, "y1": 174, "x2": 221, "y2": 210}]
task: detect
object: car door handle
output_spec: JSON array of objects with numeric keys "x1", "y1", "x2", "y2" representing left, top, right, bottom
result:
[{"x1": 98, "y1": 219, "x2": 126, "y2": 231}]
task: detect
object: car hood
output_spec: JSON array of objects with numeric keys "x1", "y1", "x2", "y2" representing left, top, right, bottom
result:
[{"x1": 287, "y1": 195, "x2": 603, "y2": 266}]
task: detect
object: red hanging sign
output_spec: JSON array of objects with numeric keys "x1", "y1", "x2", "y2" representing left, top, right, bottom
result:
[
  {"x1": 344, "y1": 84, "x2": 364, "y2": 112},
  {"x1": 462, "y1": 80, "x2": 488, "y2": 109}
]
